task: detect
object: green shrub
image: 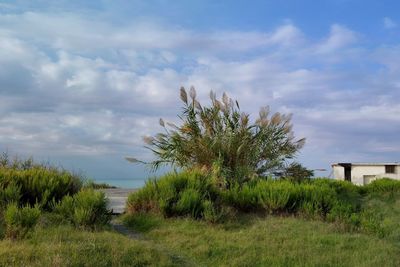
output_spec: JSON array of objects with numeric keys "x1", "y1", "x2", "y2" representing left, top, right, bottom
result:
[
  {"x1": 0, "y1": 182, "x2": 21, "y2": 209},
  {"x1": 257, "y1": 180, "x2": 294, "y2": 213},
  {"x1": 0, "y1": 164, "x2": 82, "y2": 210},
  {"x1": 223, "y1": 183, "x2": 260, "y2": 211},
  {"x1": 4, "y1": 203, "x2": 41, "y2": 239},
  {"x1": 128, "y1": 171, "x2": 363, "y2": 226},
  {"x1": 202, "y1": 200, "x2": 230, "y2": 223},
  {"x1": 277, "y1": 162, "x2": 314, "y2": 183},
  {"x1": 127, "y1": 170, "x2": 218, "y2": 219},
  {"x1": 359, "y1": 209, "x2": 387, "y2": 237},
  {"x1": 129, "y1": 88, "x2": 305, "y2": 187},
  {"x1": 364, "y1": 178, "x2": 400, "y2": 194},
  {"x1": 53, "y1": 189, "x2": 111, "y2": 229},
  {"x1": 298, "y1": 184, "x2": 338, "y2": 218},
  {"x1": 175, "y1": 188, "x2": 203, "y2": 218},
  {"x1": 127, "y1": 180, "x2": 158, "y2": 213}
]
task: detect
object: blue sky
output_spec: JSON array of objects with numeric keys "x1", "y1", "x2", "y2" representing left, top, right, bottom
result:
[{"x1": 1, "y1": 0, "x2": 400, "y2": 186}]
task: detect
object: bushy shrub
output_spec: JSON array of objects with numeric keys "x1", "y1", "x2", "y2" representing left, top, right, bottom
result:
[
  {"x1": 223, "y1": 179, "x2": 359, "y2": 222},
  {"x1": 276, "y1": 162, "x2": 314, "y2": 183},
  {"x1": 127, "y1": 180, "x2": 158, "y2": 214},
  {"x1": 128, "y1": 171, "x2": 392, "y2": 230},
  {"x1": 222, "y1": 183, "x2": 259, "y2": 211},
  {"x1": 53, "y1": 189, "x2": 111, "y2": 229},
  {"x1": 0, "y1": 158, "x2": 82, "y2": 210},
  {"x1": 364, "y1": 178, "x2": 400, "y2": 194},
  {"x1": 128, "y1": 87, "x2": 305, "y2": 187},
  {"x1": 202, "y1": 200, "x2": 231, "y2": 223},
  {"x1": 175, "y1": 188, "x2": 203, "y2": 218},
  {"x1": 127, "y1": 170, "x2": 218, "y2": 219},
  {"x1": 223, "y1": 180, "x2": 297, "y2": 213},
  {"x1": 297, "y1": 184, "x2": 338, "y2": 218},
  {"x1": 0, "y1": 182, "x2": 21, "y2": 209},
  {"x1": 4, "y1": 203, "x2": 41, "y2": 239}
]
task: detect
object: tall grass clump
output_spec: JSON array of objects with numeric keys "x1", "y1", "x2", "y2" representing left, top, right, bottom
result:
[
  {"x1": 53, "y1": 189, "x2": 111, "y2": 229},
  {"x1": 128, "y1": 87, "x2": 305, "y2": 187},
  {"x1": 363, "y1": 178, "x2": 400, "y2": 194},
  {"x1": 127, "y1": 170, "x2": 220, "y2": 219},
  {"x1": 223, "y1": 180, "x2": 296, "y2": 213},
  {"x1": 0, "y1": 153, "x2": 82, "y2": 210},
  {"x1": 222, "y1": 178, "x2": 360, "y2": 223},
  {"x1": 0, "y1": 183, "x2": 21, "y2": 209},
  {"x1": 128, "y1": 173, "x2": 361, "y2": 225},
  {"x1": 4, "y1": 203, "x2": 41, "y2": 239}
]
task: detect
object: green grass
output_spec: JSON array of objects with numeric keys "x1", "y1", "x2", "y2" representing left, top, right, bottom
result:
[
  {"x1": 1, "y1": 194, "x2": 400, "y2": 266},
  {"x1": 0, "y1": 225, "x2": 181, "y2": 267},
  {"x1": 359, "y1": 193, "x2": 400, "y2": 240},
  {"x1": 124, "y1": 213, "x2": 400, "y2": 267}
]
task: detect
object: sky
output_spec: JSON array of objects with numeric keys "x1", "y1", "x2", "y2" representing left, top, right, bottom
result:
[{"x1": 1, "y1": 0, "x2": 400, "y2": 186}]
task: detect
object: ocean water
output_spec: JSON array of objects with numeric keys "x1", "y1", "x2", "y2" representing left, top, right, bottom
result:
[{"x1": 94, "y1": 178, "x2": 147, "y2": 189}]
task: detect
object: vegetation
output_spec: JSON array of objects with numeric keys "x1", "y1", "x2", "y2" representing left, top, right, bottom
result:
[
  {"x1": 275, "y1": 162, "x2": 314, "y2": 183},
  {"x1": 2, "y1": 87, "x2": 400, "y2": 265},
  {"x1": 52, "y1": 189, "x2": 111, "y2": 229},
  {"x1": 0, "y1": 153, "x2": 111, "y2": 240},
  {"x1": 129, "y1": 87, "x2": 305, "y2": 187},
  {"x1": 127, "y1": 172, "x2": 349, "y2": 222},
  {"x1": 127, "y1": 170, "x2": 400, "y2": 238},
  {"x1": 0, "y1": 153, "x2": 82, "y2": 210},
  {"x1": 4, "y1": 203, "x2": 41, "y2": 239},
  {"x1": 123, "y1": 213, "x2": 400, "y2": 267},
  {"x1": 123, "y1": 176, "x2": 400, "y2": 266},
  {"x1": 83, "y1": 180, "x2": 118, "y2": 189},
  {"x1": 0, "y1": 225, "x2": 180, "y2": 266}
]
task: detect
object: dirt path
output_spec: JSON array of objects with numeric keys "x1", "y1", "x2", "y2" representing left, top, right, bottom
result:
[
  {"x1": 103, "y1": 189, "x2": 195, "y2": 265},
  {"x1": 110, "y1": 217, "x2": 144, "y2": 240},
  {"x1": 110, "y1": 216, "x2": 195, "y2": 266}
]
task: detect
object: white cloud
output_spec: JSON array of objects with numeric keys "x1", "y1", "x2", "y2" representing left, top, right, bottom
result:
[
  {"x1": 269, "y1": 24, "x2": 304, "y2": 46},
  {"x1": 383, "y1": 17, "x2": 397, "y2": 29},
  {"x1": 316, "y1": 24, "x2": 358, "y2": 54},
  {"x1": 0, "y1": 10, "x2": 400, "y2": 179}
]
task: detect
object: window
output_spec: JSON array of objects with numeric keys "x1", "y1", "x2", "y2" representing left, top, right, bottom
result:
[{"x1": 385, "y1": 165, "x2": 396, "y2": 174}]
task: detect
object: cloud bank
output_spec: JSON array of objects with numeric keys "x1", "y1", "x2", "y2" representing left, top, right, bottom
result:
[{"x1": 0, "y1": 8, "x2": 399, "y2": 181}]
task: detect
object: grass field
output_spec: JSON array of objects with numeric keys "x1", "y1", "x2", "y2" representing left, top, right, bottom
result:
[
  {"x1": 123, "y1": 213, "x2": 400, "y2": 267},
  {"x1": 0, "y1": 225, "x2": 185, "y2": 267},
  {"x1": 1, "y1": 197, "x2": 400, "y2": 266},
  {"x1": 2, "y1": 214, "x2": 399, "y2": 267},
  {"x1": 2, "y1": 169, "x2": 400, "y2": 266},
  {"x1": 1, "y1": 192, "x2": 400, "y2": 266}
]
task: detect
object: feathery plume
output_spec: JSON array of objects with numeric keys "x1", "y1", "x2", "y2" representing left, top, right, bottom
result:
[
  {"x1": 180, "y1": 87, "x2": 188, "y2": 104},
  {"x1": 259, "y1": 106, "x2": 270, "y2": 120},
  {"x1": 142, "y1": 135, "x2": 154, "y2": 145},
  {"x1": 209, "y1": 90, "x2": 216, "y2": 103},
  {"x1": 270, "y1": 112, "x2": 281, "y2": 125},
  {"x1": 189, "y1": 86, "x2": 196, "y2": 100},
  {"x1": 222, "y1": 92, "x2": 229, "y2": 107}
]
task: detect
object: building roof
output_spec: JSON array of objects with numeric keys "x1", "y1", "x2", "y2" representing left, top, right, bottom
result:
[{"x1": 332, "y1": 162, "x2": 400, "y2": 167}]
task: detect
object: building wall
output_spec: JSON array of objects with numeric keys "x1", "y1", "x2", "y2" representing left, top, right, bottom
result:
[
  {"x1": 333, "y1": 165, "x2": 400, "y2": 185},
  {"x1": 333, "y1": 166, "x2": 345, "y2": 181}
]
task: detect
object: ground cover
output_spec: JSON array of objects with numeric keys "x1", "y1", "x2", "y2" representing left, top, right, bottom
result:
[
  {"x1": 0, "y1": 225, "x2": 181, "y2": 266},
  {"x1": 123, "y1": 213, "x2": 400, "y2": 267}
]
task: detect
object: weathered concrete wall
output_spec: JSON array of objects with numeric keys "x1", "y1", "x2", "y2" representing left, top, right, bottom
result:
[
  {"x1": 333, "y1": 166, "x2": 345, "y2": 181},
  {"x1": 333, "y1": 164, "x2": 400, "y2": 185}
]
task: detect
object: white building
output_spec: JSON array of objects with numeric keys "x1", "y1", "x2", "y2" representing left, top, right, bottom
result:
[{"x1": 332, "y1": 162, "x2": 400, "y2": 185}]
